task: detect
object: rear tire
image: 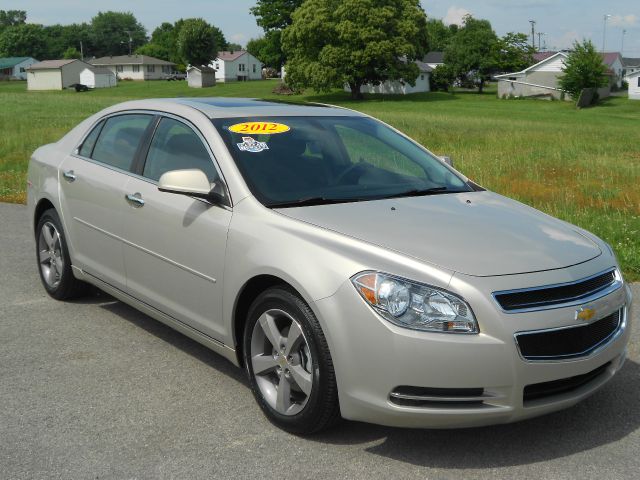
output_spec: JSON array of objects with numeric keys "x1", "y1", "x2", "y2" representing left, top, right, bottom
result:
[
  {"x1": 35, "y1": 209, "x2": 88, "y2": 300},
  {"x1": 243, "y1": 287, "x2": 341, "y2": 434}
]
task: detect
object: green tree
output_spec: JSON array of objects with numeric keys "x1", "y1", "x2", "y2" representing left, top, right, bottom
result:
[
  {"x1": 425, "y1": 19, "x2": 457, "y2": 51},
  {"x1": 497, "y1": 32, "x2": 535, "y2": 72},
  {"x1": 0, "y1": 23, "x2": 47, "y2": 58},
  {"x1": 227, "y1": 43, "x2": 243, "y2": 51},
  {"x1": 136, "y1": 42, "x2": 170, "y2": 60},
  {"x1": 177, "y1": 18, "x2": 218, "y2": 67},
  {"x1": 282, "y1": 0, "x2": 429, "y2": 99},
  {"x1": 430, "y1": 63, "x2": 456, "y2": 91},
  {"x1": 90, "y1": 11, "x2": 147, "y2": 57},
  {"x1": 250, "y1": 0, "x2": 304, "y2": 68},
  {"x1": 251, "y1": 0, "x2": 303, "y2": 31},
  {"x1": 0, "y1": 10, "x2": 26, "y2": 29},
  {"x1": 247, "y1": 31, "x2": 285, "y2": 68},
  {"x1": 62, "y1": 46, "x2": 81, "y2": 59},
  {"x1": 559, "y1": 40, "x2": 609, "y2": 101},
  {"x1": 444, "y1": 15, "x2": 499, "y2": 93}
]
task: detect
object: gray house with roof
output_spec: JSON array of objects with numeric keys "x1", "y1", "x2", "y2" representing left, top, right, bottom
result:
[{"x1": 90, "y1": 55, "x2": 174, "y2": 80}]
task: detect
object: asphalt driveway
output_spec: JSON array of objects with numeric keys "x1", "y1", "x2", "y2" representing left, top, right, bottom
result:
[{"x1": 1, "y1": 202, "x2": 638, "y2": 480}]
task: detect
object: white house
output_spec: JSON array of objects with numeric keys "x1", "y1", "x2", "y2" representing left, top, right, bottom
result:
[
  {"x1": 187, "y1": 66, "x2": 216, "y2": 88},
  {"x1": 345, "y1": 60, "x2": 432, "y2": 95},
  {"x1": 627, "y1": 70, "x2": 640, "y2": 100},
  {"x1": 79, "y1": 66, "x2": 117, "y2": 88},
  {"x1": 0, "y1": 57, "x2": 38, "y2": 79},
  {"x1": 423, "y1": 52, "x2": 445, "y2": 70},
  {"x1": 212, "y1": 51, "x2": 262, "y2": 82},
  {"x1": 601, "y1": 52, "x2": 624, "y2": 88},
  {"x1": 26, "y1": 59, "x2": 93, "y2": 90},
  {"x1": 496, "y1": 52, "x2": 611, "y2": 100},
  {"x1": 90, "y1": 55, "x2": 174, "y2": 80},
  {"x1": 623, "y1": 57, "x2": 640, "y2": 83}
]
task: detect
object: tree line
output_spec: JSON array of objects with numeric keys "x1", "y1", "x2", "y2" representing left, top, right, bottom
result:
[
  {"x1": 246, "y1": 0, "x2": 535, "y2": 97},
  {"x1": 0, "y1": 10, "x2": 240, "y2": 70}
]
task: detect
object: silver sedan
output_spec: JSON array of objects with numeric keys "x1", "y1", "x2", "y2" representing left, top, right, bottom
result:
[{"x1": 27, "y1": 98, "x2": 633, "y2": 434}]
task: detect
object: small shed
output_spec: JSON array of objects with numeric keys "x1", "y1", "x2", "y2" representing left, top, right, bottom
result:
[
  {"x1": 628, "y1": 70, "x2": 640, "y2": 100},
  {"x1": 79, "y1": 66, "x2": 117, "y2": 88},
  {"x1": 187, "y1": 66, "x2": 216, "y2": 88},
  {"x1": 26, "y1": 59, "x2": 91, "y2": 90}
]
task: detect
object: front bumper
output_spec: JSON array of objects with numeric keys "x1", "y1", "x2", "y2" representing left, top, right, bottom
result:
[{"x1": 313, "y1": 265, "x2": 633, "y2": 429}]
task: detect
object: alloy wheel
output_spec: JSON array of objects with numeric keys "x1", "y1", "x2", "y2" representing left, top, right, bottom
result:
[{"x1": 250, "y1": 308, "x2": 314, "y2": 416}]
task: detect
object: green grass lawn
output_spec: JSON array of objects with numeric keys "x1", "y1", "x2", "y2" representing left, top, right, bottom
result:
[{"x1": 1, "y1": 80, "x2": 638, "y2": 280}]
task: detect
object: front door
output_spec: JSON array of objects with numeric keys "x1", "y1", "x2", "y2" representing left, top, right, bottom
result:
[{"x1": 121, "y1": 117, "x2": 231, "y2": 340}]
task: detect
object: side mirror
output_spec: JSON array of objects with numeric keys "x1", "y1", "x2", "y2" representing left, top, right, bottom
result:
[
  {"x1": 158, "y1": 169, "x2": 227, "y2": 205},
  {"x1": 440, "y1": 156, "x2": 454, "y2": 167}
]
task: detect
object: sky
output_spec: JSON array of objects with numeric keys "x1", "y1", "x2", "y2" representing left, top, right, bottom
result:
[{"x1": 4, "y1": 0, "x2": 640, "y2": 56}]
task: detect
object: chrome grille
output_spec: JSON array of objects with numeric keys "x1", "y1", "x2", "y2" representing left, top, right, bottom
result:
[{"x1": 494, "y1": 269, "x2": 617, "y2": 312}]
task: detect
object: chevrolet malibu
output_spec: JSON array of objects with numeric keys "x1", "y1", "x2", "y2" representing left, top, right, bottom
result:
[{"x1": 27, "y1": 98, "x2": 633, "y2": 434}]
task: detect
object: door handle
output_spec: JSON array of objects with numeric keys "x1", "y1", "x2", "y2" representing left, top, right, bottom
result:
[
  {"x1": 125, "y1": 193, "x2": 145, "y2": 207},
  {"x1": 63, "y1": 170, "x2": 77, "y2": 182}
]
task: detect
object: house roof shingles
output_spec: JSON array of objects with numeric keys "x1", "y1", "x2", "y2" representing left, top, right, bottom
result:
[
  {"x1": 423, "y1": 52, "x2": 445, "y2": 64},
  {"x1": 27, "y1": 59, "x2": 78, "y2": 70},
  {"x1": 623, "y1": 57, "x2": 640, "y2": 67},
  {"x1": 90, "y1": 55, "x2": 174, "y2": 66},
  {"x1": 217, "y1": 50, "x2": 247, "y2": 62},
  {"x1": 0, "y1": 57, "x2": 33, "y2": 69},
  {"x1": 601, "y1": 52, "x2": 622, "y2": 67},
  {"x1": 532, "y1": 51, "x2": 557, "y2": 63}
]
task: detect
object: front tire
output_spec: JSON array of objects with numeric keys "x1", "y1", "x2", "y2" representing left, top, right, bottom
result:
[
  {"x1": 35, "y1": 209, "x2": 88, "y2": 300},
  {"x1": 243, "y1": 287, "x2": 340, "y2": 434}
]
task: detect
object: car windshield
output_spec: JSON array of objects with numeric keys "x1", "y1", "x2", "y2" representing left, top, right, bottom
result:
[{"x1": 212, "y1": 115, "x2": 472, "y2": 208}]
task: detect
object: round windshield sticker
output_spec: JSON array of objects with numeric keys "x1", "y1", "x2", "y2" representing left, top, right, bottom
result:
[{"x1": 229, "y1": 122, "x2": 291, "y2": 135}]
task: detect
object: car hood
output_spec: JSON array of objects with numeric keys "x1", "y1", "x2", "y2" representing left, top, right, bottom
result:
[{"x1": 275, "y1": 191, "x2": 601, "y2": 277}]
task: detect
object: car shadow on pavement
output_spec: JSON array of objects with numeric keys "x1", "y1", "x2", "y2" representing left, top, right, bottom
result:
[
  {"x1": 91, "y1": 291, "x2": 249, "y2": 387},
  {"x1": 311, "y1": 359, "x2": 640, "y2": 468}
]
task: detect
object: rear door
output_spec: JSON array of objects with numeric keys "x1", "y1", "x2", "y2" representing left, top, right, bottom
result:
[
  {"x1": 121, "y1": 116, "x2": 232, "y2": 340},
  {"x1": 58, "y1": 113, "x2": 155, "y2": 291}
]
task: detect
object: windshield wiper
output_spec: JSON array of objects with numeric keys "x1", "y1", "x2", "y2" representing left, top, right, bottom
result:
[
  {"x1": 268, "y1": 196, "x2": 360, "y2": 208},
  {"x1": 377, "y1": 187, "x2": 456, "y2": 200}
]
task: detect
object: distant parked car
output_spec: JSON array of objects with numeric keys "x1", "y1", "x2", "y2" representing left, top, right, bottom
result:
[
  {"x1": 163, "y1": 72, "x2": 186, "y2": 81},
  {"x1": 68, "y1": 83, "x2": 89, "y2": 92},
  {"x1": 26, "y1": 98, "x2": 632, "y2": 434}
]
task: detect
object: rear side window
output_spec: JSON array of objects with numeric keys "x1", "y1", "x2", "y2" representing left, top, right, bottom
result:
[
  {"x1": 142, "y1": 117, "x2": 218, "y2": 182},
  {"x1": 91, "y1": 114, "x2": 153, "y2": 171},
  {"x1": 78, "y1": 121, "x2": 104, "y2": 158}
]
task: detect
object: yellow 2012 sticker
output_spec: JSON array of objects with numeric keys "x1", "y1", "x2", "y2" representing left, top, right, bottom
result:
[{"x1": 228, "y1": 121, "x2": 291, "y2": 135}]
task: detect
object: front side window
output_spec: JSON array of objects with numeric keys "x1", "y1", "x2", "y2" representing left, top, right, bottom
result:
[
  {"x1": 147, "y1": 65, "x2": 155, "y2": 73},
  {"x1": 212, "y1": 116, "x2": 471, "y2": 207},
  {"x1": 133, "y1": 65, "x2": 140, "y2": 73},
  {"x1": 116, "y1": 65, "x2": 123, "y2": 72},
  {"x1": 143, "y1": 118, "x2": 218, "y2": 182},
  {"x1": 91, "y1": 114, "x2": 153, "y2": 171}
]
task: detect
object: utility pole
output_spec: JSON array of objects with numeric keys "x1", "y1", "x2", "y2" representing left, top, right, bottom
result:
[
  {"x1": 602, "y1": 14, "x2": 611, "y2": 53},
  {"x1": 79, "y1": 40, "x2": 84, "y2": 60},
  {"x1": 621, "y1": 29, "x2": 626, "y2": 54},
  {"x1": 537, "y1": 32, "x2": 545, "y2": 51},
  {"x1": 529, "y1": 20, "x2": 536, "y2": 50},
  {"x1": 124, "y1": 30, "x2": 133, "y2": 55}
]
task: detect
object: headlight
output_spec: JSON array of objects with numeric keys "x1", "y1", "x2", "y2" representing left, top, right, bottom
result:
[{"x1": 351, "y1": 272, "x2": 479, "y2": 334}]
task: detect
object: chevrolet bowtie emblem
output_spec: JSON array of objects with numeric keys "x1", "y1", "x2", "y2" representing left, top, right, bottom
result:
[{"x1": 576, "y1": 307, "x2": 596, "y2": 321}]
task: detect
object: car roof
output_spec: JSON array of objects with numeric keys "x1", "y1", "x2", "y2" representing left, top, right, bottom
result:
[{"x1": 107, "y1": 97, "x2": 364, "y2": 119}]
